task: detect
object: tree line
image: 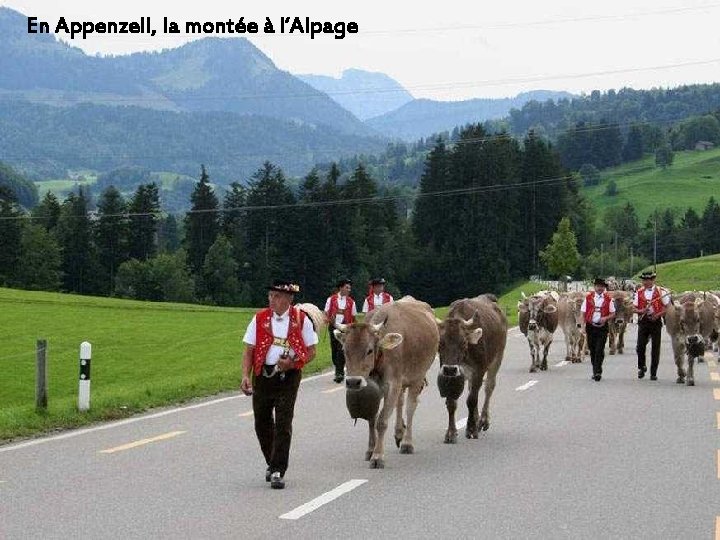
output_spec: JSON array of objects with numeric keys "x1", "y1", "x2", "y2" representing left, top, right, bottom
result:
[{"x1": 1, "y1": 123, "x2": 717, "y2": 307}]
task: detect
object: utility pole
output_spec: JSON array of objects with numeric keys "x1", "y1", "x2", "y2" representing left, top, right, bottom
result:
[
  {"x1": 630, "y1": 246, "x2": 634, "y2": 276},
  {"x1": 653, "y1": 213, "x2": 657, "y2": 271},
  {"x1": 614, "y1": 232, "x2": 618, "y2": 275},
  {"x1": 601, "y1": 243, "x2": 604, "y2": 275}
]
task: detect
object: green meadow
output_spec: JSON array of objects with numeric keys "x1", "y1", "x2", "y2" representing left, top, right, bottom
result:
[
  {"x1": 638, "y1": 254, "x2": 720, "y2": 292},
  {"x1": 584, "y1": 147, "x2": 720, "y2": 223}
]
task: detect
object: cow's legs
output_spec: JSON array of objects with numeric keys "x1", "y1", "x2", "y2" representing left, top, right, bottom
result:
[
  {"x1": 618, "y1": 328, "x2": 625, "y2": 354},
  {"x1": 687, "y1": 355, "x2": 696, "y2": 386},
  {"x1": 564, "y1": 334, "x2": 572, "y2": 362},
  {"x1": 370, "y1": 382, "x2": 401, "y2": 469},
  {"x1": 479, "y1": 362, "x2": 499, "y2": 432},
  {"x1": 541, "y1": 337, "x2": 552, "y2": 371},
  {"x1": 365, "y1": 412, "x2": 377, "y2": 461},
  {"x1": 528, "y1": 338, "x2": 538, "y2": 372},
  {"x1": 399, "y1": 382, "x2": 423, "y2": 454},
  {"x1": 674, "y1": 339, "x2": 686, "y2": 384},
  {"x1": 394, "y1": 387, "x2": 406, "y2": 448},
  {"x1": 465, "y1": 371, "x2": 482, "y2": 439},
  {"x1": 444, "y1": 397, "x2": 458, "y2": 444},
  {"x1": 608, "y1": 330, "x2": 617, "y2": 355}
]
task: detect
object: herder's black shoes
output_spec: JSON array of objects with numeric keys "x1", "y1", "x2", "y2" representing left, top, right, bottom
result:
[
  {"x1": 270, "y1": 472, "x2": 285, "y2": 489},
  {"x1": 638, "y1": 369, "x2": 646, "y2": 379}
]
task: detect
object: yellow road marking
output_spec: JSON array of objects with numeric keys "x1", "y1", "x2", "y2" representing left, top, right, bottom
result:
[
  {"x1": 99, "y1": 431, "x2": 186, "y2": 454},
  {"x1": 321, "y1": 386, "x2": 345, "y2": 394},
  {"x1": 711, "y1": 372, "x2": 720, "y2": 382},
  {"x1": 714, "y1": 389, "x2": 720, "y2": 400},
  {"x1": 717, "y1": 412, "x2": 720, "y2": 430},
  {"x1": 238, "y1": 411, "x2": 254, "y2": 418},
  {"x1": 717, "y1": 450, "x2": 720, "y2": 480}
]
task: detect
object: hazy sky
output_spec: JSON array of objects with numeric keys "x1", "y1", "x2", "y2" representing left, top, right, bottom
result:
[{"x1": 3, "y1": 0, "x2": 720, "y2": 100}]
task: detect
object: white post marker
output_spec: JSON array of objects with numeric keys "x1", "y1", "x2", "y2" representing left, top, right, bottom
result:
[{"x1": 78, "y1": 341, "x2": 92, "y2": 411}]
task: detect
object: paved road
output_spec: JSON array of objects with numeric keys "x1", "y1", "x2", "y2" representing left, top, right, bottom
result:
[{"x1": 2, "y1": 325, "x2": 719, "y2": 539}]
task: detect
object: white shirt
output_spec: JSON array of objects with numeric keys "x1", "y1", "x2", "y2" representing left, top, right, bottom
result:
[
  {"x1": 243, "y1": 308, "x2": 319, "y2": 366},
  {"x1": 632, "y1": 286, "x2": 670, "y2": 314},
  {"x1": 324, "y1": 294, "x2": 357, "y2": 326},
  {"x1": 580, "y1": 292, "x2": 616, "y2": 324},
  {"x1": 362, "y1": 293, "x2": 394, "y2": 313}
]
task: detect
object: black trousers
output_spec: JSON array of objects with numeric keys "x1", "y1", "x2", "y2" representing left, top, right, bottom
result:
[
  {"x1": 637, "y1": 319, "x2": 663, "y2": 376},
  {"x1": 252, "y1": 369, "x2": 301, "y2": 476},
  {"x1": 586, "y1": 323, "x2": 609, "y2": 376},
  {"x1": 329, "y1": 328, "x2": 345, "y2": 377}
]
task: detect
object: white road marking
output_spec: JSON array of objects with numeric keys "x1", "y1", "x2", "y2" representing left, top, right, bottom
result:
[
  {"x1": 99, "y1": 431, "x2": 186, "y2": 454},
  {"x1": 321, "y1": 386, "x2": 345, "y2": 394},
  {"x1": 279, "y1": 479, "x2": 368, "y2": 520},
  {"x1": 554, "y1": 360, "x2": 569, "y2": 367},
  {"x1": 0, "y1": 371, "x2": 334, "y2": 454},
  {"x1": 456, "y1": 417, "x2": 468, "y2": 429},
  {"x1": 238, "y1": 411, "x2": 254, "y2": 418},
  {"x1": 515, "y1": 380, "x2": 539, "y2": 392}
]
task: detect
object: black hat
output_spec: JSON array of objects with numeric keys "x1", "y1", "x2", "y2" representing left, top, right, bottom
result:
[
  {"x1": 267, "y1": 279, "x2": 300, "y2": 294},
  {"x1": 369, "y1": 277, "x2": 386, "y2": 285},
  {"x1": 336, "y1": 278, "x2": 352, "y2": 288},
  {"x1": 593, "y1": 277, "x2": 608, "y2": 287},
  {"x1": 640, "y1": 271, "x2": 657, "y2": 280}
]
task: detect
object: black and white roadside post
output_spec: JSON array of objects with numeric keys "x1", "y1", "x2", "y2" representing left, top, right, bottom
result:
[{"x1": 78, "y1": 341, "x2": 91, "y2": 411}]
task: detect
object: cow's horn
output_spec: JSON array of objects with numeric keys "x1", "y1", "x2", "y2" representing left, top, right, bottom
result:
[
  {"x1": 336, "y1": 323, "x2": 348, "y2": 332},
  {"x1": 371, "y1": 321, "x2": 385, "y2": 333},
  {"x1": 521, "y1": 291, "x2": 527, "y2": 299},
  {"x1": 463, "y1": 311, "x2": 479, "y2": 327}
]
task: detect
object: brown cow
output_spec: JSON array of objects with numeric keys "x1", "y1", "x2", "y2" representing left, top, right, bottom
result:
[
  {"x1": 518, "y1": 291, "x2": 559, "y2": 372},
  {"x1": 558, "y1": 292, "x2": 585, "y2": 363},
  {"x1": 664, "y1": 294, "x2": 709, "y2": 386},
  {"x1": 436, "y1": 295, "x2": 508, "y2": 443},
  {"x1": 334, "y1": 297, "x2": 439, "y2": 468},
  {"x1": 608, "y1": 291, "x2": 634, "y2": 355}
]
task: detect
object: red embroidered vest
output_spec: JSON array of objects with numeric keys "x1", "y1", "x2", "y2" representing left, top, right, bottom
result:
[
  {"x1": 327, "y1": 294, "x2": 355, "y2": 324},
  {"x1": 366, "y1": 292, "x2": 392, "y2": 311},
  {"x1": 584, "y1": 292, "x2": 611, "y2": 323},
  {"x1": 252, "y1": 306, "x2": 309, "y2": 375},
  {"x1": 637, "y1": 287, "x2": 664, "y2": 314}
]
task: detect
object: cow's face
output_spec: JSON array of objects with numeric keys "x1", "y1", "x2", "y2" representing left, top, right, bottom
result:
[
  {"x1": 612, "y1": 295, "x2": 633, "y2": 327},
  {"x1": 676, "y1": 301, "x2": 703, "y2": 347},
  {"x1": 334, "y1": 322, "x2": 403, "y2": 389},
  {"x1": 519, "y1": 296, "x2": 556, "y2": 331},
  {"x1": 437, "y1": 312, "x2": 483, "y2": 377},
  {"x1": 572, "y1": 298, "x2": 584, "y2": 329}
]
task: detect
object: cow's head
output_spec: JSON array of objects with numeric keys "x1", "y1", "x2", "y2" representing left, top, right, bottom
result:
[
  {"x1": 436, "y1": 311, "x2": 483, "y2": 378},
  {"x1": 612, "y1": 294, "x2": 633, "y2": 327},
  {"x1": 518, "y1": 295, "x2": 557, "y2": 331},
  {"x1": 675, "y1": 299, "x2": 704, "y2": 349},
  {"x1": 334, "y1": 321, "x2": 403, "y2": 389},
  {"x1": 572, "y1": 298, "x2": 585, "y2": 329}
]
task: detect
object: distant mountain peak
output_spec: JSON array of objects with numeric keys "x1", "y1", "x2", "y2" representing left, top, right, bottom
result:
[{"x1": 297, "y1": 68, "x2": 413, "y2": 121}]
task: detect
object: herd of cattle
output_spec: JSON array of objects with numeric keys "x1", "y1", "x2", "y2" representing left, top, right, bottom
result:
[{"x1": 328, "y1": 285, "x2": 720, "y2": 469}]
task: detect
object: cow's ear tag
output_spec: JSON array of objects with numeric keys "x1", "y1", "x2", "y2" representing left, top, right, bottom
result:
[
  {"x1": 468, "y1": 327, "x2": 483, "y2": 345},
  {"x1": 379, "y1": 333, "x2": 403, "y2": 350}
]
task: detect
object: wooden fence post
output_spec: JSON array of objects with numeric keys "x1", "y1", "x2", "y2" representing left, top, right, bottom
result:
[{"x1": 36, "y1": 339, "x2": 48, "y2": 411}]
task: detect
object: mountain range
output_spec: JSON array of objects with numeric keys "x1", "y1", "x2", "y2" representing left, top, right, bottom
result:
[{"x1": 0, "y1": 6, "x2": 577, "y2": 185}]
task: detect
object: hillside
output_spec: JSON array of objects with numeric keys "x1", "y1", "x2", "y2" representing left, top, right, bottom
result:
[
  {"x1": 0, "y1": 101, "x2": 385, "y2": 182},
  {"x1": 584, "y1": 147, "x2": 720, "y2": 223},
  {"x1": 298, "y1": 69, "x2": 414, "y2": 120},
  {"x1": 366, "y1": 90, "x2": 573, "y2": 141},
  {"x1": 639, "y1": 254, "x2": 720, "y2": 292},
  {"x1": 0, "y1": 7, "x2": 372, "y2": 138}
]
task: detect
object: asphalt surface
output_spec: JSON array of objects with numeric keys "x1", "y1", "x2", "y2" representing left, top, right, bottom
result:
[{"x1": 1, "y1": 324, "x2": 719, "y2": 539}]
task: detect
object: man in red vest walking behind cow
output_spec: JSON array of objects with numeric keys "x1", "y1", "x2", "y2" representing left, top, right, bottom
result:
[
  {"x1": 633, "y1": 270, "x2": 670, "y2": 380},
  {"x1": 362, "y1": 277, "x2": 394, "y2": 314},
  {"x1": 240, "y1": 279, "x2": 318, "y2": 489},
  {"x1": 581, "y1": 277, "x2": 616, "y2": 381},
  {"x1": 324, "y1": 278, "x2": 357, "y2": 383}
]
